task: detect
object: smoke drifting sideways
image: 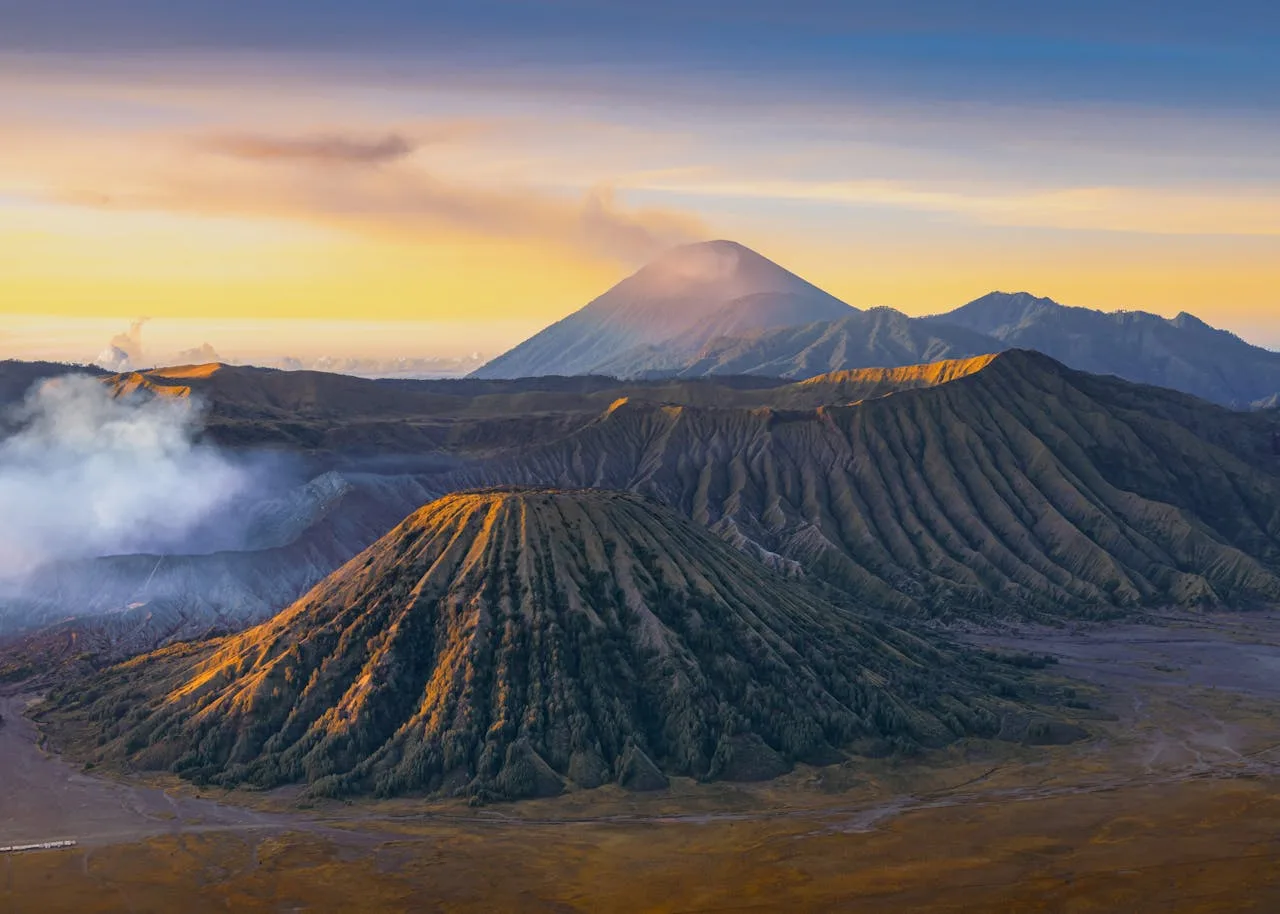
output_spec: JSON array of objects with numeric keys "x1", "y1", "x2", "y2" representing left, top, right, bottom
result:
[{"x1": 0, "y1": 374, "x2": 251, "y2": 582}]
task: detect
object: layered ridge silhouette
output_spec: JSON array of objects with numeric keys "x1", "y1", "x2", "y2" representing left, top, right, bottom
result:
[{"x1": 460, "y1": 351, "x2": 1280, "y2": 618}]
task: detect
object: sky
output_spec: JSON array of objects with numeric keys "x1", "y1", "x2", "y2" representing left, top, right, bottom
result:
[{"x1": 2, "y1": 0, "x2": 1279, "y2": 365}]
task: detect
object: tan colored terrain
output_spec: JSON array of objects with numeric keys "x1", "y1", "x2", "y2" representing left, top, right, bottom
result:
[{"x1": 10, "y1": 612, "x2": 1280, "y2": 911}]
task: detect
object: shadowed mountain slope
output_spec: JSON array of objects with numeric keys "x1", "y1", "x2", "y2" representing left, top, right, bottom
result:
[
  {"x1": 49, "y1": 489, "x2": 1057, "y2": 800},
  {"x1": 654, "y1": 307, "x2": 1000, "y2": 380},
  {"x1": 926, "y1": 293, "x2": 1280, "y2": 409},
  {"x1": 0, "y1": 360, "x2": 106, "y2": 421},
  {"x1": 463, "y1": 240, "x2": 1279, "y2": 407},
  {"x1": 0, "y1": 360, "x2": 979, "y2": 652},
  {"x1": 458, "y1": 351, "x2": 1280, "y2": 619},
  {"x1": 470, "y1": 241, "x2": 854, "y2": 379},
  {"x1": 100, "y1": 360, "x2": 967, "y2": 458},
  {"x1": 620, "y1": 297, "x2": 1280, "y2": 408}
]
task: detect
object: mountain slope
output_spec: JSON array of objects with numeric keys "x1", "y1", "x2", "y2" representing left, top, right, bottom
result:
[
  {"x1": 926, "y1": 292, "x2": 1280, "y2": 408},
  {"x1": 0, "y1": 361, "x2": 106, "y2": 423},
  {"x1": 458, "y1": 351, "x2": 1280, "y2": 619},
  {"x1": 0, "y1": 362, "x2": 983, "y2": 657},
  {"x1": 468, "y1": 246, "x2": 1280, "y2": 407},
  {"x1": 470, "y1": 241, "x2": 854, "y2": 379},
  {"x1": 653, "y1": 307, "x2": 1000, "y2": 379},
  {"x1": 49, "y1": 489, "x2": 1052, "y2": 800},
  {"x1": 0, "y1": 472, "x2": 437, "y2": 648}
]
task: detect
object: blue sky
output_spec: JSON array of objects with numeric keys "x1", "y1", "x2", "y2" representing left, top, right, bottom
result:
[{"x1": 5, "y1": 1, "x2": 1278, "y2": 106}]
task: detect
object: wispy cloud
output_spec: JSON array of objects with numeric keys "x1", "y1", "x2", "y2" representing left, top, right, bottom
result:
[
  {"x1": 637, "y1": 177, "x2": 1280, "y2": 237},
  {"x1": 203, "y1": 131, "x2": 417, "y2": 164},
  {"x1": 32, "y1": 125, "x2": 708, "y2": 263}
]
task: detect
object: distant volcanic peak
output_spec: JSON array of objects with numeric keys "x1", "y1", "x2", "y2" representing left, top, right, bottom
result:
[
  {"x1": 988, "y1": 290, "x2": 1058, "y2": 304},
  {"x1": 615, "y1": 239, "x2": 845, "y2": 307},
  {"x1": 969, "y1": 290, "x2": 1060, "y2": 308},
  {"x1": 75, "y1": 484, "x2": 1024, "y2": 800},
  {"x1": 1169, "y1": 311, "x2": 1219, "y2": 332},
  {"x1": 470, "y1": 240, "x2": 853, "y2": 379},
  {"x1": 637, "y1": 239, "x2": 788, "y2": 286}
]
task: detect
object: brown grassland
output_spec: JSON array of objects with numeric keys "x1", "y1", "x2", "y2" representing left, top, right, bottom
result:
[{"x1": 6, "y1": 777, "x2": 1280, "y2": 912}]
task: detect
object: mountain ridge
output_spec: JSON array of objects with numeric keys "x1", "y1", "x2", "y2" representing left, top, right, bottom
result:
[
  {"x1": 650, "y1": 295, "x2": 1280, "y2": 408},
  {"x1": 455, "y1": 350, "x2": 1280, "y2": 619},
  {"x1": 469, "y1": 240, "x2": 1280, "y2": 407}
]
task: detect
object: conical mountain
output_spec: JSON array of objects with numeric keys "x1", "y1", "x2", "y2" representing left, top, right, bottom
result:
[
  {"x1": 470, "y1": 240, "x2": 855, "y2": 379},
  {"x1": 54, "y1": 488, "x2": 1045, "y2": 801}
]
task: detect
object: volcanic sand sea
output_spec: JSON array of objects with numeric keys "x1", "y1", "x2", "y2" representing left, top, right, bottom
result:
[
  {"x1": 0, "y1": 692, "x2": 283, "y2": 848},
  {"x1": 8, "y1": 613, "x2": 1280, "y2": 911}
]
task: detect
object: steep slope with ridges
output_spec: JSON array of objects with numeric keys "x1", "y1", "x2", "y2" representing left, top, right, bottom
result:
[
  {"x1": 459, "y1": 351, "x2": 1280, "y2": 618},
  {"x1": 50, "y1": 489, "x2": 1046, "y2": 800}
]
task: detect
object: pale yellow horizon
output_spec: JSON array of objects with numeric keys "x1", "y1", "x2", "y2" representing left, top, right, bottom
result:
[{"x1": 3, "y1": 53, "x2": 1279, "y2": 362}]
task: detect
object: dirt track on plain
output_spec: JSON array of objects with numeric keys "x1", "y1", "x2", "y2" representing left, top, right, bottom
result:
[{"x1": 0, "y1": 693, "x2": 279, "y2": 848}]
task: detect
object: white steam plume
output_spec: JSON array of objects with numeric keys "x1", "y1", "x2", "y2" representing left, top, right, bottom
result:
[
  {"x1": 0, "y1": 374, "x2": 248, "y2": 579},
  {"x1": 96, "y1": 317, "x2": 149, "y2": 371}
]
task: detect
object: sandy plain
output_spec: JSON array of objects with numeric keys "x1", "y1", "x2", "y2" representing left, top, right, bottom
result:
[{"x1": 7, "y1": 611, "x2": 1280, "y2": 912}]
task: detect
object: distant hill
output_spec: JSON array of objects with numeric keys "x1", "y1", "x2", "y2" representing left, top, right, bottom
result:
[
  {"x1": 654, "y1": 292, "x2": 1280, "y2": 408},
  {"x1": 652, "y1": 307, "x2": 998, "y2": 379},
  {"x1": 469, "y1": 240, "x2": 854, "y2": 379},
  {"x1": 459, "y1": 350, "x2": 1280, "y2": 619},
  {"x1": 47, "y1": 489, "x2": 1057, "y2": 799},
  {"x1": 0, "y1": 360, "x2": 105, "y2": 416},
  {"x1": 924, "y1": 292, "x2": 1280, "y2": 409},
  {"x1": 469, "y1": 240, "x2": 1280, "y2": 407}
]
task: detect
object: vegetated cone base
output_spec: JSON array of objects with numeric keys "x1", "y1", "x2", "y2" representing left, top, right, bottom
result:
[{"x1": 52, "y1": 489, "x2": 1042, "y2": 801}]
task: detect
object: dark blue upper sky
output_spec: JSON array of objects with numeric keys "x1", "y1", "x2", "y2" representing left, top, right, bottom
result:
[{"x1": 4, "y1": 1, "x2": 1278, "y2": 113}]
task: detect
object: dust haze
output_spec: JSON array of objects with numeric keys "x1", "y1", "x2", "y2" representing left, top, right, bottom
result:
[{"x1": 0, "y1": 374, "x2": 250, "y2": 582}]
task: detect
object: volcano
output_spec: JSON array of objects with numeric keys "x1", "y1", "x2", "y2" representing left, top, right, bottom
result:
[
  {"x1": 53, "y1": 488, "x2": 1045, "y2": 800},
  {"x1": 469, "y1": 240, "x2": 854, "y2": 379}
]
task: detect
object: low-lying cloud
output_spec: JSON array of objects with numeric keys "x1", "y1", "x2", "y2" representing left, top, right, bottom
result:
[{"x1": 0, "y1": 375, "x2": 250, "y2": 579}]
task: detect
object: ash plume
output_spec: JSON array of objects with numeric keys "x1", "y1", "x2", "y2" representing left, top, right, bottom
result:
[{"x1": 0, "y1": 374, "x2": 249, "y2": 581}]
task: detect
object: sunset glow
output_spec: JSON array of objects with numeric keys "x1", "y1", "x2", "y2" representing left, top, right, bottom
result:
[{"x1": 3, "y1": 3, "x2": 1279, "y2": 363}]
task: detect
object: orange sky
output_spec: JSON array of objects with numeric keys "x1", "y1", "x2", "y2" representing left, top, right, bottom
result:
[{"x1": 2, "y1": 54, "x2": 1279, "y2": 362}]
